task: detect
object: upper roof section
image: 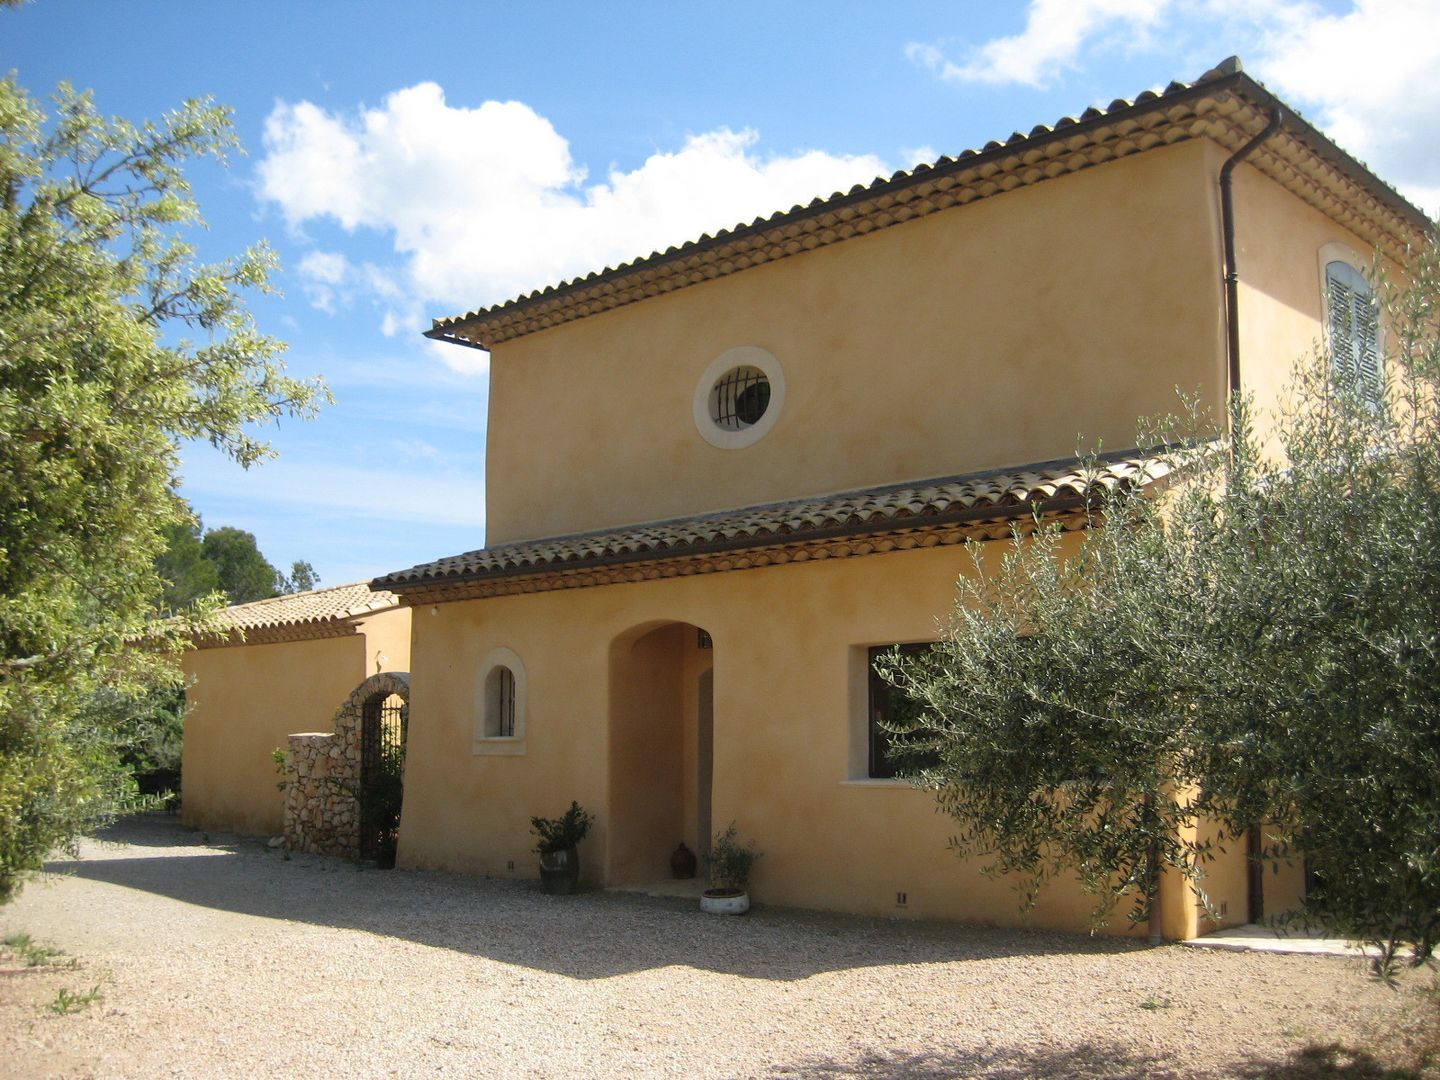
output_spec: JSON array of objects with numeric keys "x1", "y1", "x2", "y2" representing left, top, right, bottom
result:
[
  {"x1": 374, "y1": 450, "x2": 1171, "y2": 603},
  {"x1": 426, "y1": 57, "x2": 1432, "y2": 354},
  {"x1": 193, "y1": 582, "x2": 402, "y2": 648}
]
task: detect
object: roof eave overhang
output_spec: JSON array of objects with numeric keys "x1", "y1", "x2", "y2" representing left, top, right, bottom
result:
[
  {"x1": 190, "y1": 620, "x2": 365, "y2": 651},
  {"x1": 425, "y1": 68, "x2": 1433, "y2": 353},
  {"x1": 380, "y1": 493, "x2": 1100, "y2": 607}
]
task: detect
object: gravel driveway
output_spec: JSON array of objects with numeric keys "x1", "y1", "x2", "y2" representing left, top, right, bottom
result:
[{"x1": 0, "y1": 816, "x2": 1428, "y2": 1079}]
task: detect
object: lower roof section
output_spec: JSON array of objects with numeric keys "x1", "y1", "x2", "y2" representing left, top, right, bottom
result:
[
  {"x1": 192, "y1": 581, "x2": 403, "y2": 648},
  {"x1": 373, "y1": 450, "x2": 1171, "y2": 605}
]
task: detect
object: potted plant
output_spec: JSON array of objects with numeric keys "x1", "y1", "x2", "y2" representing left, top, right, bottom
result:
[
  {"x1": 701, "y1": 822, "x2": 762, "y2": 915},
  {"x1": 530, "y1": 801, "x2": 594, "y2": 895}
]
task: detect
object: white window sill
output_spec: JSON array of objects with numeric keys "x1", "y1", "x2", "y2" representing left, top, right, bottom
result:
[{"x1": 473, "y1": 738, "x2": 527, "y2": 757}]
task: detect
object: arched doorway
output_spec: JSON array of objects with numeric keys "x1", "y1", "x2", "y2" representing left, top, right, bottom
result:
[
  {"x1": 607, "y1": 621, "x2": 714, "y2": 886},
  {"x1": 358, "y1": 688, "x2": 408, "y2": 865}
]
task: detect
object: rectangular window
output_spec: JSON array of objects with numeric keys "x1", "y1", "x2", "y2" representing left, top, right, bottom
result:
[{"x1": 867, "y1": 644, "x2": 938, "y2": 779}]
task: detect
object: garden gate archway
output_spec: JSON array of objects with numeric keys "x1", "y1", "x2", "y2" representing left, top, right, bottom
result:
[{"x1": 282, "y1": 671, "x2": 411, "y2": 861}]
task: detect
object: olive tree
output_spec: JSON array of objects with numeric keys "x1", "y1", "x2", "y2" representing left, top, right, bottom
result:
[
  {"x1": 0, "y1": 77, "x2": 327, "y2": 902},
  {"x1": 881, "y1": 237, "x2": 1440, "y2": 971}
]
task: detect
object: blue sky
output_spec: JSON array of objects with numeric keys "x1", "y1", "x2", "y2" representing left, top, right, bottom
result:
[{"x1": 6, "y1": 1, "x2": 1437, "y2": 587}]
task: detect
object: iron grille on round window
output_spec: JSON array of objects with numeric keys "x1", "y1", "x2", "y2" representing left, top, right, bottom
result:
[{"x1": 709, "y1": 366, "x2": 771, "y2": 431}]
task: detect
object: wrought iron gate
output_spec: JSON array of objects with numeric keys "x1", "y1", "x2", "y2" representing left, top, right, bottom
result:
[{"x1": 359, "y1": 693, "x2": 408, "y2": 862}]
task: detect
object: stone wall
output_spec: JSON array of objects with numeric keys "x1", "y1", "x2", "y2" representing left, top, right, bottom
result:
[
  {"x1": 283, "y1": 732, "x2": 359, "y2": 856},
  {"x1": 281, "y1": 671, "x2": 410, "y2": 859}
]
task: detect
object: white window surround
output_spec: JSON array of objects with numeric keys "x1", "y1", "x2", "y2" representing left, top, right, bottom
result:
[
  {"x1": 692, "y1": 345, "x2": 786, "y2": 450},
  {"x1": 473, "y1": 646, "x2": 527, "y2": 756},
  {"x1": 1316, "y1": 241, "x2": 1369, "y2": 285}
]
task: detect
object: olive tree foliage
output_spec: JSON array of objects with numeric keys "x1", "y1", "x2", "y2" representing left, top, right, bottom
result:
[
  {"x1": 0, "y1": 77, "x2": 327, "y2": 903},
  {"x1": 879, "y1": 237, "x2": 1440, "y2": 971}
]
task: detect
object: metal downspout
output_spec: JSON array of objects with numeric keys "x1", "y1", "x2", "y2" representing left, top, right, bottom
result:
[{"x1": 1220, "y1": 106, "x2": 1286, "y2": 408}]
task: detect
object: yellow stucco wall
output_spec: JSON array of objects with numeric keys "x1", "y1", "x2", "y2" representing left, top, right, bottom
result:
[
  {"x1": 398, "y1": 538, "x2": 1235, "y2": 938},
  {"x1": 484, "y1": 139, "x2": 1228, "y2": 545},
  {"x1": 1225, "y1": 141, "x2": 1393, "y2": 449},
  {"x1": 356, "y1": 608, "x2": 414, "y2": 682},
  {"x1": 180, "y1": 607, "x2": 412, "y2": 836}
]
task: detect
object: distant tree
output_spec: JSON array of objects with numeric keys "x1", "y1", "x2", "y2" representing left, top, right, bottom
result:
[
  {"x1": 154, "y1": 498, "x2": 321, "y2": 607},
  {"x1": 281, "y1": 560, "x2": 321, "y2": 594},
  {"x1": 0, "y1": 75, "x2": 327, "y2": 904},
  {"x1": 201, "y1": 526, "x2": 282, "y2": 605},
  {"x1": 154, "y1": 513, "x2": 222, "y2": 611},
  {"x1": 881, "y1": 237, "x2": 1440, "y2": 974}
]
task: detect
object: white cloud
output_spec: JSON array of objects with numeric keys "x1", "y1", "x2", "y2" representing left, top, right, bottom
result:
[
  {"x1": 390, "y1": 438, "x2": 443, "y2": 463},
  {"x1": 906, "y1": 0, "x2": 1439, "y2": 213},
  {"x1": 257, "y1": 83, "x2": 888, "y2": 373},
  {"x1": 423, "y1": 335, "x2": 489, "y2": 378},
  {"x1": 900, "y1": 144, "x2": 940, "y2": 169},
  {"x1": 1248, "y1": 0, "x2": 1440, "y2": 215},
  {"x1": 906, "y1": 0, "x2": 1171, "y2": 88},
  {"x1": 296, "y1": 250, "x2": 351, "y2": 313}
]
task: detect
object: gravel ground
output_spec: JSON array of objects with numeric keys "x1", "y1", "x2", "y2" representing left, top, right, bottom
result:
[{"x1": 0, "y1": 816, "x2": 1431, "y2": 1079}]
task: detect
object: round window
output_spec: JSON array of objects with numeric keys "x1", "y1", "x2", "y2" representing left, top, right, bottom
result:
[{"x1": 693, "y1": 346, "x2": 785, "y2": 450}]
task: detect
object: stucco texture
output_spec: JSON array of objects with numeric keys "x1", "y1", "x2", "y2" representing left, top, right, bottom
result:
[
  {"x1": 1226, "y1": 139, "x2": 1396, "y2": 458},
  {"x1": 180, "y1": 608, "x2": 411, "y2": 836},
  {"x1": 397, "y1": 536, "x2": 1285, "y2": 941},
  {"x1": 484, "y1": 139, "x2": 1228, "y2": 545}
]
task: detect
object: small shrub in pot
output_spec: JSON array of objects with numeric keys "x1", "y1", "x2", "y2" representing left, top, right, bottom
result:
[
  {"x1": 530, "y1": 801, "x2": 594, "y2": 895},
  {"x1": 703, "y1": 823, "x2": 761, "y2": 914}
]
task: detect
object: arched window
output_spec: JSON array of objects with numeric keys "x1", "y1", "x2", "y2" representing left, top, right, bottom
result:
[
  {"x1": 474, "y1": 647, "x2": 527, "y2": 755},
  {"x1": 1324, "y1": 258, "x2": 1382, "y2": 404}
]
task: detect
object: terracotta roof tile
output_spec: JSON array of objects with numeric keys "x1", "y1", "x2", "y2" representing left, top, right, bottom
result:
[
  {"x1": 426, "y1": 57, "x2": 1431, "y2": 354},
  {"x1": 374, "y1": 451, "x2": 1170, "y2": 595},
  {"x1": 198, "y1": 582, "x2": 401, "y2": 646}
]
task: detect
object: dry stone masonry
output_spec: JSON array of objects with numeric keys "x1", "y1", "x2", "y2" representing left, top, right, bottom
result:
[{"x1": 282, "y1": 671, "x2": 410, "y2": 858}]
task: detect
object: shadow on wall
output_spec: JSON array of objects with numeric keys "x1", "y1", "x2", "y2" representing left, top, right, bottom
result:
[{"x1": 49, "y1": 817, "x2": 1152, "y2": 984}]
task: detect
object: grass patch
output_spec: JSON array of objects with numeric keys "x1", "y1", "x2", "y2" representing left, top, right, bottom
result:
[
  {"x1": 2, "y1": 932, "x2": 74, "y2": 969},
  {"x1": 47, "y1": 985, "x2": 102, "y2": 1015}
]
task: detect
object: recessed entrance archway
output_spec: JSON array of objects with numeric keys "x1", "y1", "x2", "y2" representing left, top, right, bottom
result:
[{"x1": 607, "y1": 621, "x2": 714, "y2": 886}]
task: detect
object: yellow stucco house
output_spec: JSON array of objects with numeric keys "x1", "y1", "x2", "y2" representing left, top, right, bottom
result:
[
  {"x1": 180, "y1": 582, "x2": 411, "y2": 837},
  {"x1": 359, "y1": 58, "x2": 1429, "y2": 940}
]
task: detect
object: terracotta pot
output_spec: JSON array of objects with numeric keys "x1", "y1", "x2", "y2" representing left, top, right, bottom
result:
[{"x1": 671, "y1": 842, "x2": 697, "y2": 879}]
